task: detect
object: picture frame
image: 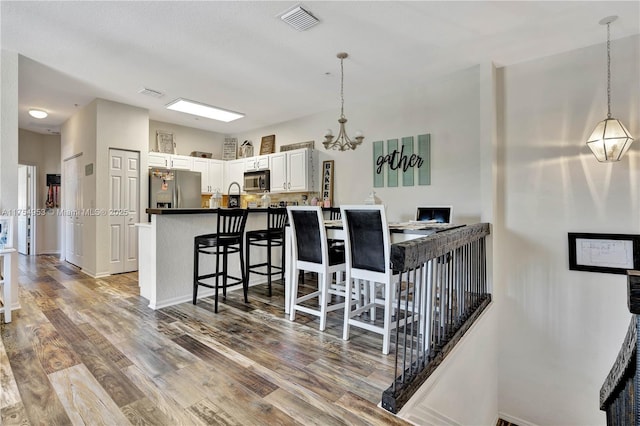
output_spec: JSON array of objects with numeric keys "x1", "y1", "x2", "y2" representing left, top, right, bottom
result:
[
  {"x1": 156, "y1": 130, "x2": 176, "y2": 154},
  {"x1": 223, "y1": 137, "x2": 238, "y2": 161},
  {"x1": 322, "y1": 160, "x2": 334, "y2": 203},
  {"x1": 568, "y1": 232, "x2": 640, "y2": 275},
  {"x1": 260, "y1": 135, "x2": 276, "y2": 155}
]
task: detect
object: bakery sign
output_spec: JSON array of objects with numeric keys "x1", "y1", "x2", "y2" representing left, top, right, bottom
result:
[{"x1": 372, "y1": 133, "x2": 431, "y2": 187}]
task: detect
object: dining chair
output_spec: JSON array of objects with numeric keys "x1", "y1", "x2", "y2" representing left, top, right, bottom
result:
[
  {"x1": 193, "y1": 208, "x2": 248, "y2": 313},
  {"x1": 287, "y1": 206, "x2": 347, "y2": 331},
  {"x1": 340, "y1": 205, "x2": 416, "y2": 355}
]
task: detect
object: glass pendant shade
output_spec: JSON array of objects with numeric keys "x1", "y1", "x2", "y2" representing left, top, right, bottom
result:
[{"x1": 586, "y1": 117, "x2": 634, "y2": 162}]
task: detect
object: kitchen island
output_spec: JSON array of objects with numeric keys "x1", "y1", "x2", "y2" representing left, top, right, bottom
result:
[{"x1": 138, "y1": 208, "x2": 273, "y2": 309}]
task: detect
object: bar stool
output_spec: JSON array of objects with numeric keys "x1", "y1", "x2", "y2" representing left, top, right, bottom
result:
[
  {"x1": 193, "y1": 208, "x2": 248, "y2": 313},
  {"x1": 245, "y1": 207, "x2": 288, "y2": 297}
]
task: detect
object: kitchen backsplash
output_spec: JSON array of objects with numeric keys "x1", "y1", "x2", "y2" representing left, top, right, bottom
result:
[{"x1": 200, "y1": 192, "x2": 319, "y2": 209}]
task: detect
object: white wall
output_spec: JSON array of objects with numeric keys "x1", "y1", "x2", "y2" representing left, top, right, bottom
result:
[
  {"x1": 149, "y1": 120, "x2": 226, "y2": 159},
  {"x1": 1, "y1": 49, "x2": 20, "y2": 309},
  {"x1": 18, "y1": 129, "x2": 62, "y2": 254},
  {"x1": 62, "y1": 100, "x2": 98, "y2": 275},
  {"x1": 497, "y1": 34, "x2": 639, "y2": 425},
  {"x1": 95, "y1": 99, "x2": 149, "y2": 276},
  {"x1": 233, "y1": 65, "x2": 483, "y2": 224}
]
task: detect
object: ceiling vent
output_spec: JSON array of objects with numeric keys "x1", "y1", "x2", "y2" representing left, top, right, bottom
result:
[
  {"x1": 279, "y1": 6, "x2": 319, "y2": 31},
  {"x1": 138, "y1": 87, "x2": 165, "y2": 98}
]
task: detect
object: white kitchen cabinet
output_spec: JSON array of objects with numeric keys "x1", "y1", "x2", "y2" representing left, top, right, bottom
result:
[
  {"x1": 269, "y1": 148, "x2": 316, "y2": 193},
  {"x1": 192, "y1": 158, "x2": 224, "y2": 193},
  {"x1": 148, "y1": 152, "x2": 170, "y2": 168},
  {"x1": 224, "y1": 159, "x2": 245, "y2": 194},
  {"x1": 244, "y1": 155, "x2": 269, "y2": 171},
  {"x1": 148, "y1": 153, "x2": 193, "y2": 170}
]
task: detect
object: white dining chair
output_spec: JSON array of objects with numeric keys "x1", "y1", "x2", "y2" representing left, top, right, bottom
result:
[
  {"x1": 340, "y1": 205, "x2": 416, "y2": 355},
  {"x1": 287, "y1": 206, "x2": 347, "y2": 331}
]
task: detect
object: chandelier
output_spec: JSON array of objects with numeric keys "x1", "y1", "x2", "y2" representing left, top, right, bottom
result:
[
  {"x1": 586, "y1": 16, "x2": 634, "y2": 162},
  {"x1": 323, "y1": 52, "x2": 364, "y2": 151}
]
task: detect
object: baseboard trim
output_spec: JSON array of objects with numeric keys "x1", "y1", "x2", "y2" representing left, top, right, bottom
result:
[{"x1": 148, "y1": 288, "x2": 216, "y2": 310}]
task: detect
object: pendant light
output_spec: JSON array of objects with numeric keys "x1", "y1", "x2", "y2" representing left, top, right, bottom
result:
[
  {"x1": 323, "y1": 52, "x2": 364, "y2": 151},
  {"x1": 586, "y1": 16, "x2": 634, "y2": 162}
]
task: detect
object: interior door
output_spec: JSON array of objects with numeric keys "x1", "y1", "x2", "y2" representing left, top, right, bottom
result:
[
  {"x1": 109, "y1": 149, "x2": 139, "y2": 274},
  {"x1": 17, "y1": 165, "x2": 28, "y2": 254},
  {"x1": 64, "y1": 155, "x2": 83, "y2": 267}
]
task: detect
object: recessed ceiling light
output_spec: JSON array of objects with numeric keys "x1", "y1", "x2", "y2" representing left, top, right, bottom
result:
[
  {"x1": 165, "y1": 98, "x2": 244, "y2": 122},
  {"x1": 29, "y1": 109, "x2": 48, "y2": 119}
]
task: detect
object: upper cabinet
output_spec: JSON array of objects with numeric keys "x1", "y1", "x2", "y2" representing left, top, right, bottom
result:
[
  {"x1": 148, "y1": 153, "x2": 193, "y2": 170},
  {"x1": 269, "y1": 149, "x2": 316, "y2": 193},
  {"x1": 244, "y1": 155, "x2": 269, "y2": 172},
  {"x1": 192, "y1": 158, "x2": 224, "y2": 193},
  {"x1": 224, "y1": 159, "x2": 246, "y2": 194}
]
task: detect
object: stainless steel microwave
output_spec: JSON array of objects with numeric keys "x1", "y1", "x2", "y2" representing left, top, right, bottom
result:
[{"x1": 243, "y1": 170, "x2": 270, "y2": 193}]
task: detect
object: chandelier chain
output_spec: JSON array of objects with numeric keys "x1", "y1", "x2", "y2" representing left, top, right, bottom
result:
[
  {"x1": 607, "y1": 21, "x2": 611, "y2": 118},
  {"x1": 340, "y1": 56, "x2": 345, "y2": 119}
]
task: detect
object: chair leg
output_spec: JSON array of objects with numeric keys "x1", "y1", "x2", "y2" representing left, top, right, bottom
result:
[
  {"x1": 343, "y1": 273, "x2": 352, "y2": 341},
  {"x1": 245, "y1": 237, "x2": 251, "y2": 292},
  {"x1": 289, "y1": 268, "x2": 299, "y2": 322},
  {"x1": 193, "y1": 242, "x2": 199, "y2": 305},
  {"x1": 319, "y1": 271, "x2": 330, "y2": 331},
  {"x1": 239, "y1": 242, "x2": 248, "y2": 303},
  {"x1": 214, "y1": 247, "x2": 221, "y2": 313},
  {"x1": 382, "y1": 281, "x2": 393, "y2": 355},
  {"x1": 222, "y1": 246, "x2": 229, "y2": 298},
  {"x1": 267, "y1": 238, "x2": 272, "y2": 297}
]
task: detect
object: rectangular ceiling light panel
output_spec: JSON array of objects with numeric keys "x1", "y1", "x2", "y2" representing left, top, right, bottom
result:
[
  {"x1": 280, "y1": 6, "x2": 319, "y2": 31},
  {"x1": 165, "y1": 98, "x2": 244, "y2": 122}
]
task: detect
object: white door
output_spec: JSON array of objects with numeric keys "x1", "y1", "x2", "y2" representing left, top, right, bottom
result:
[
  {"x1": 17, "y1": 165, "x2": 28, "y2": 254},
  {"x1": 109, "y1": 149, "x2": 140, "y2": 274},
  {"x1": 64, "y1": 155, "x2": 83, "y2": 267}
]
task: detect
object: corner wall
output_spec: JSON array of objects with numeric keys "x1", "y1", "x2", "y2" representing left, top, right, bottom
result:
[{"x1": 497, "y1": 34, "x2": 639, "y2": 425}]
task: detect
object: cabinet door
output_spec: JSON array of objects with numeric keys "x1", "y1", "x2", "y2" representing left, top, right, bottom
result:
[
  {"x1": 244, "y1": 157, "x2": 258, "y2": 171},
  {"x1": 148, "y1": 152, "x2": 169, "y2": 168},
  {"x1": 192, "y1": 158, "x2": 210, "y2": 192},
  {"x1": 209, "y1": 160, "x2": 224, "y2": 193},
  {"x1": 269, "y1": 153, "x2": 287, "y2": 193},
  {"x1": 287, "y1": 150, "x2": 308, "y2": 191},
  {"x1": 170, "y1": 155, "x2": 193, "y2": 170},
  {"x1": 256, "y1": 155, "x2": 270, "y2": 170},
  {"x1": 224, "y1": 160, "x2": 245, "y2": 194}
]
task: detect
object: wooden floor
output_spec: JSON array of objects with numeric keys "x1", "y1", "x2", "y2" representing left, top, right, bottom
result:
[{"x1": 1, "y1": 255, "x2": 408, "y2": 425}]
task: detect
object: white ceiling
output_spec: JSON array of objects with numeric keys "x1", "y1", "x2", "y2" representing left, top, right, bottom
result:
[{"x1": 2, "y1": 1, "x2": 639, "y2": 136}]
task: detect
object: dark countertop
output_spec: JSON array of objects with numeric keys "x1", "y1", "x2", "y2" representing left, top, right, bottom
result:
[{"x1": 146, "y1": 208, "x2": 269, "y2": 215}]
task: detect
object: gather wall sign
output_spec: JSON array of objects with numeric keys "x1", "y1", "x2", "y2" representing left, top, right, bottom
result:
[{"x1": 372, "y1": 134, "x2": 430, "y2": 187}]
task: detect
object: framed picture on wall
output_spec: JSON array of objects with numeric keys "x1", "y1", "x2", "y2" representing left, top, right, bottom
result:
[
  {"x1": 156, "y1": 130, "x2": 176, "y2": 154},
  {"x1": 568, "y1": 232, "x2": 640, "y2": 274},
  {"x1": 260, "y1": 135, "x2": 276, "y2": 155}
]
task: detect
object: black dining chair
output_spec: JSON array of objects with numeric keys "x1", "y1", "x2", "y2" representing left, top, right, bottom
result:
[
  {"x1": 193, "y1": 208, "x2": 248, "y2": 313},
  {"x1": 245, "y1": 207, "x2": 288, "y2": 297},
  {"x1": 287, "y1": 206, "x2": 348, "y2": 331},
  {"x1": 340, "y1": 205, "x2": 417, "y2": 354}
]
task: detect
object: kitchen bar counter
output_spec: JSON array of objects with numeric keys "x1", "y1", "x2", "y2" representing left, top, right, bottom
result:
[{"x1": 138, "y1": 209, "x2": 274, "y2": 309}]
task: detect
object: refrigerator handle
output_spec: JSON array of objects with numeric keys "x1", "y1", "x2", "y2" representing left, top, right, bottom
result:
[{"x1": 176, "y1": 184, "x2": 181, "y2": 208}]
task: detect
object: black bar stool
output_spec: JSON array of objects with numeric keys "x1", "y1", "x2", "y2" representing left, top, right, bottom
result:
[
  {"x1": 245, "y1": 207, "x2": 288, "y2": 296},
  {"x1": 193, "y1": 208, "x2": 248, "y2": 313}
]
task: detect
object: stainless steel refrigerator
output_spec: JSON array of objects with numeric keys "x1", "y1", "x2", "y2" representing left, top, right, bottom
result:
[{"x1": 149, "y1": 169, "x2": 202, "y2": 209}]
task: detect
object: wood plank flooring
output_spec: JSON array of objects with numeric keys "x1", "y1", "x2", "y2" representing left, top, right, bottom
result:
[{"x1": 1, "y1": 255, "x2": 408, "y2": 425}]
